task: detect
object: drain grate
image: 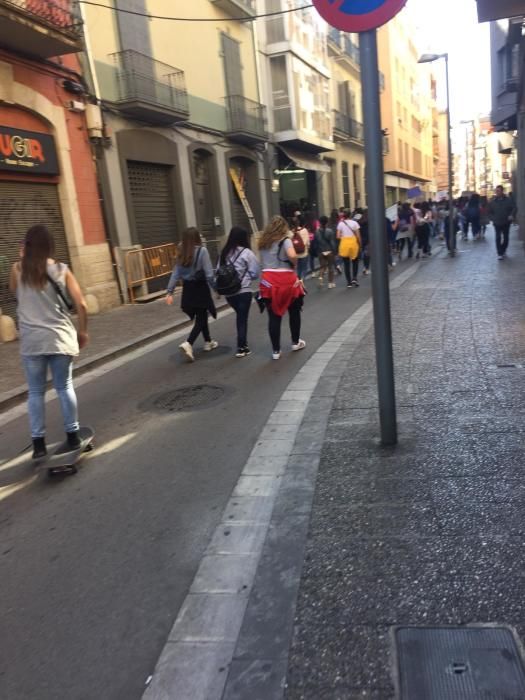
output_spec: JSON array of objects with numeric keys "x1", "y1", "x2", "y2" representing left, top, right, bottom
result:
[
  {"x1": 144, "y1": 385, "x2": 226, "y2": 413},
  {"x1": 395, "y1": 626, "x2": 525, "y2": 699}
]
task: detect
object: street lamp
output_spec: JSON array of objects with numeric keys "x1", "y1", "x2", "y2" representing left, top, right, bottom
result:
[{"x1": 418, "y1": 52, "x2": 456, "y2": 256}]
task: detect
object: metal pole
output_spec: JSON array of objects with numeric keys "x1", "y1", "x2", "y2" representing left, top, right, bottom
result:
[
  {"x1": 359, "y1": 30, "x2": 397, "y2": 446},
  {"x1": 445, "y1": 54, "x2": 455, "y2": 255}
]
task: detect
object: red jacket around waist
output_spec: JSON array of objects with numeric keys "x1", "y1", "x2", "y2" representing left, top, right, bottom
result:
[{"x1": 260, "y1": 270, "x2": 304, "y2": 317}]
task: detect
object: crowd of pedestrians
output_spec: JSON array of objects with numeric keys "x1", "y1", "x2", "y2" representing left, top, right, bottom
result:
[
  {"x1": 6, "y1": 185, "x2": 518, "y2": 457},
  {"x1": 164, "y1": 185, "x2": 517, "y2": 363}
]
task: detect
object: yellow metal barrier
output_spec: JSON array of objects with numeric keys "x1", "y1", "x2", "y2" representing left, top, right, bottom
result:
[{"x1": 125, "y1": 243, "x2": 177, "y2": 303}]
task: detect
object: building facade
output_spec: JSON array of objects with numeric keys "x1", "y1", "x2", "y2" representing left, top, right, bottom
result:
[
  {"x1": 255, "y1": 0, "x2": 334, "y2": 220},
  {"x1": 324, "y1": 27, "x2": 366, "y2": 214},
  {"x1": 81, "y1": 0, "x2": 269, "y2": 299},
  {"x1": 377, "y1": 14, "x2": 437, "y2": 205},
  {"x1": 0, "y1": 0, "x2": 120, "y2": 323}
]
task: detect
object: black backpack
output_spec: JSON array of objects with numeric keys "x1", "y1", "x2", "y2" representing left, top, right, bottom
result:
[{"x1": 216, "y1": 249, "x2": 246, "y2": 296}]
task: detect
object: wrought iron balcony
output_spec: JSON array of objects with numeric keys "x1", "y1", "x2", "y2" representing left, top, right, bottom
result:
[
  {"x1": 333, "y1": 110, "x2": 364, "y2": 144},
  {"x1": 111, "y1": 50, "x2": 189, "y2": 125},
  {"x1": 328, "y1": 28, "x2": 360, "y2": 69},
  {"x1": 210, "y1": 0, "x2": 256, "y2": 19},
  {"x1": 0, "y1": 0, "x2": 83, "y2": 57},
  {"x1": 226, "y1": 95, "x2": 267, "y2": 145}
]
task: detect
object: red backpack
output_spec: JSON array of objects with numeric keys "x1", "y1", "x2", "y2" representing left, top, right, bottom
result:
[{"x1": 291, "y1": 229, "x2": 306, "y2": 255}]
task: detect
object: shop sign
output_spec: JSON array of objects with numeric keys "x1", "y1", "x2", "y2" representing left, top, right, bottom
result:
[
  {"x1": 313, "y1": 0, "x2": 407, "y2": 33},
  {"x1": 0, "y1": 127, "x2": 59, "y2": 175}
]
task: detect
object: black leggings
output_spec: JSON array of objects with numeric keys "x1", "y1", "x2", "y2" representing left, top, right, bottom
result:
[
  {"x1": 343, "y1": 257, "x2": 359, "y2": 284},
  {"x1": 266, "y1": 298, "x2": 302, "y2": 352},
  {"x1": 187, "y1": 309, "x2": 211, "y2": 345}
]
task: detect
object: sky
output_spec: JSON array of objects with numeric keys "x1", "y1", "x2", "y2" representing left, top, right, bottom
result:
[{"x1": 404, "y1": 0, "x2": 492, "y2": 124}]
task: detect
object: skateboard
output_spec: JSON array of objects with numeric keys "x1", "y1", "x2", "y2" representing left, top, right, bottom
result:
[{"x1": 37, "y1": 426, "x2": 95, "y2": 476}]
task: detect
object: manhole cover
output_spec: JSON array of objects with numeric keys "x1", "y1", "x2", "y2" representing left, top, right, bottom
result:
[
  {"x1": 395, "y1": 626, "x2": 525, "y2": 699},
  {"x1": 142, "y1": 385, "x2": 226, "y2": 413}
]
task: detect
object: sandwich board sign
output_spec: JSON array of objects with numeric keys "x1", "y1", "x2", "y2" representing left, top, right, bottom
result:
[{"x1": 313, "y1": 0, "x2": 407, "y2": 32}]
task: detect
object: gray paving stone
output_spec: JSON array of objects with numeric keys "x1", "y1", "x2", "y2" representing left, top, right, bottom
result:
[
  {"x1": 223, "y1": 658, "x2": 288, "y2": 700},
  {"x1": 207, "y1": 523, "x2": 269, "y2": 556},
  {"x1": 222, "y1": 495, "x2": 277, "y2": 525},
  {"x1": 143, "y1": 641, "x2": 234, "y2": 700},
  {"x1": 191, "y1": 555, "x2": 259, "y2": 595},
  {"x1": 169, "y1": 594, "x2": 248, "y2": 643}
]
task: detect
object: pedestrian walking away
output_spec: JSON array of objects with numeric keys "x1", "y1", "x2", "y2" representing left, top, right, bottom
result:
[
  {"x1": 166, "y1": 227, "x2": 218, "y2": 362},
  {"x1": 413, "y1": 202, "x2": 432, "y2": 258},
  {"x1": 359, "y1": 210, "x2": 370, "y2": 274},
  {"x1": 488, "y1": 185, "x2": 516, "y2": 260},
  {"x1": 480, "y1": 195, "x2": 489, "y2": 239},
  {"x1": 336, "y1": 208, "x2": 361, "y2": 287},
  {"x1": 315, "y1": 216, "x2": 338, "y2": 288},
  {"x1": 465, "y1": 193, "x2": 482, "y2": 241},
  {"x1": 258, "y1": 215, "x2": 306, "y2": 360},
  {"x1": 216, "y1": 227, "x2": 260, "y2": 358},
  {"x1": 290, "y1": 213, "x2": 310, "y2": 281},
  {"x1": 395, "y1": 202, "x2": 415, "y2": 260},
  {"x1": 9, "y1": 225, "x2": 89, "y2": 459}
]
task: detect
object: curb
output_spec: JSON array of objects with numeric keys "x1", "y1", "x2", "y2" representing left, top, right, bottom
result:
[{"x1": 0, "y1": 301, "x2": 230, "y2": 413}]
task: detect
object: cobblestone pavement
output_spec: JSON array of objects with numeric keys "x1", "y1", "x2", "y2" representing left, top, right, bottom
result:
[{"x1": 285, "y1": 232, "x2": 525, "y2": 699}]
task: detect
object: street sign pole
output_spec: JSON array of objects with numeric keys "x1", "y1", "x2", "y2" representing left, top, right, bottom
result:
[{"x1": 359, "y1": 30, "x2": 397, "y2": 446}]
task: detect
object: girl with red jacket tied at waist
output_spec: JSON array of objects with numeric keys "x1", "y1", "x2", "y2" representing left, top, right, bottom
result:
[{"x1": 259, "y1": 216, "x2": 306, "y2": 360}]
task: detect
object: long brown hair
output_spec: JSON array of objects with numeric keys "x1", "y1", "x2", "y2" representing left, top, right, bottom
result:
[
  {"x1": 179, "y1": 227, "x2": 202, "y2": 267},
  {"x1": 258, "y1": 216, "x2": 289, "y2": 250},
  {"x1": 21, "y1": 225, "x2": 54, "y2": 289}
]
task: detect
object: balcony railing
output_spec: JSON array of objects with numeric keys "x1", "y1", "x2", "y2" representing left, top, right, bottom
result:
[
  {"x1": 111, "y1": 50, "x2": 189, "y2": 125},
  {"x1": 226, "y1": 95, "x2": 267, "y2": 145},
  {"x1": 209, "y1": 0, "x2": 256, "y2": 19},
  {"x1": 328, "y1": 27, "x2": 360, "y2": 67},
  {"x1": 0, "y1": 0, "x2": 83, "y2": 56},
  {"x1": 333, "y1": 110, "x2": 364, "y2": 143}
]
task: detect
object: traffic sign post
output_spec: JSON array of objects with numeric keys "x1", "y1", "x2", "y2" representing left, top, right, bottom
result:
[{"x1": 313, "y1": 0, "x2": 407, "y2": 446}]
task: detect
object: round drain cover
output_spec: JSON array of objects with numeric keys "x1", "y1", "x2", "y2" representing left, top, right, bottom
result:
[{"x1": 149, "y1": 385, "x2": 226, "y2": 413}]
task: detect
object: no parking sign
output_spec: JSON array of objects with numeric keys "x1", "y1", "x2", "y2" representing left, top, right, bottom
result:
[{"x1": 312, "y1": 0, "x2": 407, "y2": 32}]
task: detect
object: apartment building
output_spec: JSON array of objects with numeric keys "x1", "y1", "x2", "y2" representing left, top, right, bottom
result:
[
  {"x1": 256, "y1": 0, "x2": 334, "y2": 219},
  {"x1": 377, "y1": 14, "x2": 437, "y2": 205},
  {"x1": 0, "y1": 0, "x2": 120, "y2": 322},
  {"x1": 81, "y1": 0, "x2": 269, "y2": 298},
  {"x1": 324, "y1": 27, "x2": 366, "y2": 213}
]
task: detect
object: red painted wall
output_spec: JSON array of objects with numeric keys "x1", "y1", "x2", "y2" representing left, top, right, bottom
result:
[{"x1": 0, "y1": 55, "x2": 106, "y2": 246}]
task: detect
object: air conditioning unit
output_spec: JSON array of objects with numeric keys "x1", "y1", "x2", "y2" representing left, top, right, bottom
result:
[
  {"x1": 67, "y1": 100, "x2": 86, "y2": 113},
  {"x1": 86, "y1": 103, "x2": 103, "y2": 138}
]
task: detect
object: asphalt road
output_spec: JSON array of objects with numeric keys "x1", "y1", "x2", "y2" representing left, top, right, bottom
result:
[{"x1": 0, "y1": 268, "x2": 404, "y2": 700}]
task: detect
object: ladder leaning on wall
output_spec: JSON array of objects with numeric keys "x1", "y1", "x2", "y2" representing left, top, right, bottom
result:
[{"x1": 229, "y1": 167, "x2": 259, "y2": 236}]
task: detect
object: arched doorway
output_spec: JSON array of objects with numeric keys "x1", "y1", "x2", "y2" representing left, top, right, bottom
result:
[{"x1": 227, "y1": 153, "x2": 262, "y2": 234}]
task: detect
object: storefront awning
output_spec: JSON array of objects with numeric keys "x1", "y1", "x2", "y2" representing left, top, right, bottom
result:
[{"x1": 277, "y1": 145, "x2": 331, "y2": 173}]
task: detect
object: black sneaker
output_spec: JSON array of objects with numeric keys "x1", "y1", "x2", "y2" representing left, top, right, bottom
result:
[
  {"x1": 235, "y1": 347, "x2": 250, "y2": 358},
  {"x1": 67, "y1": 431, "x2": 81, "y2": 450},
  {"x1": 351, "y1": 279, "x2": 360, "y2": 287},
  {"x1": 32, "y1": 437, "x2": 47, "y2": 460}
]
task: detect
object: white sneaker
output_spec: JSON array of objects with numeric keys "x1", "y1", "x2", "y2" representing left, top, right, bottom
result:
[
  {"x1": 272, "y1": 351, "x2": 281, "y2": 360},
  {"x1": 291, "y1": 339, "x2": 306, "y2": 352},
  {"x1": 203, "y1": 340, "x2": 219, "y2": 352},
  {"x1": 179, "y1": 341, "x2": 195, "y2": 362},
  {"x1": 328, "y1": 283, "x2": 336, "y2": 289}
]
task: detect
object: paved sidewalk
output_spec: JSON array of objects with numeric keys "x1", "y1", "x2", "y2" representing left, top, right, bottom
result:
[
  {"x1": 198, "y1": 230, "x2": 525, "y2": 700},
  {"x1": 282, "y1": 233, "x2": 525, "y2": 698},
  {"x1": 0, "y1": 293, "x2": 227, "y2": 409}
]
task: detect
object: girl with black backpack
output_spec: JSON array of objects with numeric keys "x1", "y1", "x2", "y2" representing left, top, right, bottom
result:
[{"x1": 216, "y1": 227, "x2": 260, "y2": 358}]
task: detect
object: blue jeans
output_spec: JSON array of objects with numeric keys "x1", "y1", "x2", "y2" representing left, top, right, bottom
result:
[
  {"x1": 297, "y1": 257, "x2": 308, "y2": 280},
  {"x1": 22, "y1": 355, "x2": 79, "y2": 438},
  {"x1": 227, "y1": 292, "x2": 252, "y2": 349}
]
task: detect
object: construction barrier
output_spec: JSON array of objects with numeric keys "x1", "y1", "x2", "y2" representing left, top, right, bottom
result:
[{"x1": 125, "y1": 243, "x2": 177, "y2": 303}]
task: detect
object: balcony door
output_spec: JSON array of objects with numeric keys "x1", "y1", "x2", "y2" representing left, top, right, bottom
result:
[{"x1": 222, "y1": 33, "x2": 244, "y2": 99}]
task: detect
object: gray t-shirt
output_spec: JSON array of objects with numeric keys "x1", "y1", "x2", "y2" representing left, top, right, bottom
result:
[
  {"x1": 17, "y1": 262, "x2": 79, "y2": 357},
  {"x1": 260, "y1": 238, "x2": 294, "y2": 270}
]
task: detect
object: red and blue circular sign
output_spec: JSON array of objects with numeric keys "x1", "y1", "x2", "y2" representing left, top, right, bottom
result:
[{"x1": 313, "y1": 0, "x2": 407, "y2": 32}]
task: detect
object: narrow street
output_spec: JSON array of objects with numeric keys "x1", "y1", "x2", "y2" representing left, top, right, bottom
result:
[{"x1": 0, "y1": 270, "x2": 395, "y2": 700}]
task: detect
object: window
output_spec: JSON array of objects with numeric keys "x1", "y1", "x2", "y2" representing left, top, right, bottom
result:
[
  {"x1": 342, "y1": 161, "x2": 351, "y2": 209},
  {"x1": 352, "y1": 164, "x2": 361, "y2": 207},
  {"x1": 398, "y1": 139, "x2": 403, "y2": 168},
  {"x1": 404, "y1": 142, "x2": 409, "y2": 170},
  {"x1": 497, "y1": 48, "x2": 506, "y2": 90},
  {"x1": 270, "y1": 55, "x2": 292, "y2": 131}
]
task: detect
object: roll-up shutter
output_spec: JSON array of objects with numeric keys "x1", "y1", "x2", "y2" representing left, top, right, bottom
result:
[
  {"x1": 127, "y1": 161, "x2": 178, "y2": 249},
  {"x1": 0, "y1": 182, "x2": 70, "y2": 320}
]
